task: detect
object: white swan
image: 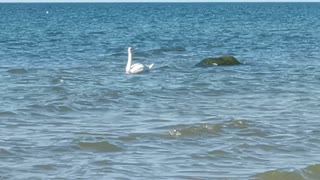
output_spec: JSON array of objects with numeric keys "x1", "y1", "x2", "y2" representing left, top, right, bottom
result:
[{"x1": 126, "y1": 47, "x2": 154, "y2": 74}]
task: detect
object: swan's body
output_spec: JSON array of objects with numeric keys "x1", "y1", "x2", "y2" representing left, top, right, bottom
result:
[{"x1": 126, "y1": 47, "x2": 154, "y2": 74}]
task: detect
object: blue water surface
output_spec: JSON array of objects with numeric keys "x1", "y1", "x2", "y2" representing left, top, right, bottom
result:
[{"x1": 1, "y1": 3, "x2": 320, "y2": 179}]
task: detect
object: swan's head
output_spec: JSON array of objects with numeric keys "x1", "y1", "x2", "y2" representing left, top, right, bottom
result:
[{"x1": 128, "y1": 47, "x2": 132, "y2": 53}]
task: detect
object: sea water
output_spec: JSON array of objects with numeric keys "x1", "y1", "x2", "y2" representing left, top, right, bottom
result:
[{"x1": 1, "y1": 3, "x2": 320, "y2": 179}]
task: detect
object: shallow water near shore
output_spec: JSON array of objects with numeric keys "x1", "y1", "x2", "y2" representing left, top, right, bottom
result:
[{"x1": 1, "y1": 2, "x2": 320, "y2": 179}]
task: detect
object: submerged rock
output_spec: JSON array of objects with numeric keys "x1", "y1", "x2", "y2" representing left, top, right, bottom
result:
[{"x1": 195, "y1": 56, "x2": 241, "y2": 67}]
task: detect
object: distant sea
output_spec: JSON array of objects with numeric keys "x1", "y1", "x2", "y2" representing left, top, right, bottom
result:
[{"x1": 1, "y1": 2, "x2": 320, "y2": 179}]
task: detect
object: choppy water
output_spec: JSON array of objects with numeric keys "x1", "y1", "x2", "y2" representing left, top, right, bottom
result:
[{"x1": 1, "y1": 2, "x2": 320, "y2": 179}]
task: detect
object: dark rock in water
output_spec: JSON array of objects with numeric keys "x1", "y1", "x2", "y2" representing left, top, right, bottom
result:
[{"x1": 195, "y1": 56, "x2": 241, "y2": 67}]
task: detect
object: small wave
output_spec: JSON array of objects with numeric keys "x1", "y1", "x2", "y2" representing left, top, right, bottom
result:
[
  {"x1": 0, "y1": 148, "x2": 14, "y2": 156},
  {"x1": 51, "y1": 86, "x2": 66, "y2": 92},
  {"x1": 51, "y1": 78, "x2": 65, "y2": 84},
  {"x1": 225, "y1": 119, "x2": 250, "y2": 129},
  {"x1": 56, "y1": 105, "x2": 74, "y2": 112},
  {"x1": 6, "y1": 68, "x2": 28, "y2": 74},
  {"x1": 237, "y1": 143, "x2": 280, "y2": 152},
  {"x1": 87, "y1": 31, "x2": 106, "y2": 35},
  {"x1": 118, "y1": 132, "x2": 181, "y2": 143},
  {"x1": 225, "y1": 119, "x2": 268, "y2": 137},
  {"x1": 167, "y1": 123, "x2": 223, "y2": 137},
  {"x1": 253, "y1": 164, "x2": 320, "y2": 180},
  {"x1": 74, "y1": 132, "x2": 113, "y2": 137},
  {"x1": 33, "y1": 164, "x2": 57, "y2": 171},
  {"x1": 92, "y1": 160, "x2": 112, "y2": 166},
  {"x1": 158, "y1": 47, "x2": 186, "y2": 52},
  {"x1": 156, "y1": 65, "x2": 171, "y2": 70},
  {"x1": 79, "y1": 141, "x2": 121, "y2": 152},
  {"x1": 46, "y1": 30, "x2": 64, "y2": 37},
  {"x1": 28, "y1": 104, "x2": 74, "y2": 113},
  {"x1": 191, "y1": 149, "x2": 231, "y2": 160},
  {"x1": 0, "y1": 111, "x2": 16, "y2": 116},
  {"x1": 150, "y1": 47, "x2": 186, "y2": 55},
  {"x1": 165, "y1": 119, "x2": 252, "y2": 137},
  {"x1": 119, "y1": 133, "x2": 155, "y2": 142},
  {"x1": 120, "y1": 119, "x2": 264, "y2": 141},
  {"x1": 208, "y1": 149, "x2": 228, "y2": 155}
]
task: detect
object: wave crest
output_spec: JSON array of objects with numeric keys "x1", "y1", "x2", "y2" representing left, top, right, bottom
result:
[
  {"x1": 254, "y1": 164, "x2": 320, "y2": 180},
  {"x1": 6, "y1": 68, "x2": 28, "y2": 74},
  {"x1": 79, "y1": 141, "x2": 122, "y2": 152},
  {"x1": 168, "y1": 124, "x2": 223, "y2": 137},
  {"x1": 166, "y1": 119, "x2": 252, "y2": 137}
]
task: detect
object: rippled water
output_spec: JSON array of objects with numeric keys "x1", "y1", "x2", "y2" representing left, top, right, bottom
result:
[{"x1": 1, "y1": 3, "x2": 320, "y2": 179}]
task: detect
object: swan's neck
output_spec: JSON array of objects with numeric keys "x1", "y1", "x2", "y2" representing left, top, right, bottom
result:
[{"x1": 126, "y1": 49, "x2": 132, "y2": 73}]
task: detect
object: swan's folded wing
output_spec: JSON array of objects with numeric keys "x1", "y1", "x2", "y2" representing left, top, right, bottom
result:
[{"x1": 130, "y1": 63, "x2": 144, "y2": 74}]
